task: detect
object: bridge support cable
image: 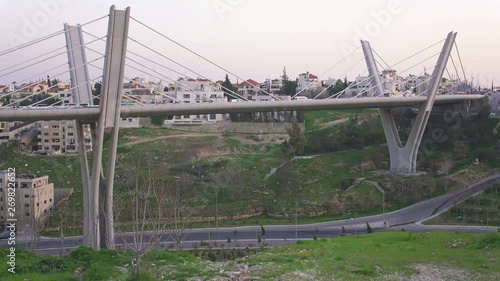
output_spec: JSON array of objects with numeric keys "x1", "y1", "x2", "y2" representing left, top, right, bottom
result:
[
  {"x1": 312, "y1": 54, "x2": 365, "y2": 99},
  {"x1": 124, "y1": 58, "x2": 230, "y2": 102},
  {"x1": 85, "y1": 30, "x2": 248, "y2": 102},
  {"x1": 362, "y1": 32, "x2": 457, "y2": 174},
  {"x1": 129, "y1": 17, "x2": 282, "y2": 101},
  {"x1": 0, "y1": 15, "x2": 108, "y2": 58},
  {"x1": 292, "y1": 45, "x2": 361, "y2": 99},
  {"x1": 454, "y1": 42, "x2": 468, "y2": 86},
  {"x1": 126, "y1": 37, "x2": 247, "y2": 101}
]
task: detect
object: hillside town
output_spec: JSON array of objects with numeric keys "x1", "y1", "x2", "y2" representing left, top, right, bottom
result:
[{"x1": 0, "y1": 70, "x2": 497, "y2": 156}]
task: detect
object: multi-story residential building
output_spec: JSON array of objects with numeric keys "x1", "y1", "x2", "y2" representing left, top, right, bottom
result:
[
  {"x1": 9, "y1": 82, "x2": 49, "y2": 105},
  {"x1": 0, "y1": 171, "x2": 54, "y2": 230},
  {"x1": 297, "y1": 72, "x2": 322, "y2": 93},
  {"x1": 260, "y1": 78, "x2": 283, "y2": 96},
  {"x1": 237, "y1": 79, "x2": 261, "y2": 99},
  {"x1": 403, "y1": 74, "x2": 431, "y2": 96},
  {"x1": 164, "y1": 78, "x2": 228, "y2": 125},
  {"x1": 0, "y1": 121, "x2": 37, "y2": 149},
  {"x1": 37, "y1": 120, "x2": 92, "y2": 154},
  {"x1": 123, "y1": 77, "x2": 164, "y2": 104},
  {"x1": 345, "y1": 76, "x2": 373, "y2": 97}
]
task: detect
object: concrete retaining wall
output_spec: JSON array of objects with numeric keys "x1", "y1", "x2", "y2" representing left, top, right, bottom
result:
[{"x1": 163, "y1": 122, "x2": 305, "y2": 134}]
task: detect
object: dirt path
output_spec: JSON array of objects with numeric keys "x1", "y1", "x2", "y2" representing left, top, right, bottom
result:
[
  {"x1": 122, "y1": 132, "x2": 219, "y2": 146},
  {"x1": 307, "y1": 118, "x2": 350, "y2": 132}
]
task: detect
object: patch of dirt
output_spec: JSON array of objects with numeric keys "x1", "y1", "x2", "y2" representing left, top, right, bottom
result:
[
  {"x1": 382, "y1": 264, "x2": 499, "y2": 281},
  {"x1": 236, "y1": 134, "x2": 288, "y2": 145},
  {"x1": 449, "y1": 164, "x2": 499, "y2": 186}
]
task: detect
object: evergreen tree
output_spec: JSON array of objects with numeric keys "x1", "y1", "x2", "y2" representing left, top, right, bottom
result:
[
  {"x1": 222, "y1": 74, "x2": 236, "y2": 100},
  {"x1": 284, "y1": 121, "x2": 306, "y2": 155},
  {"x1": 281, "y1": 66, "x2": 297, "y2": 96}
]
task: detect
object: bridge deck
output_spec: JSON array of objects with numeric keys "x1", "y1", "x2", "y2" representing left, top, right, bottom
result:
[{"x1": 0, "y1": 95, "x2": 485, "y2": 122}]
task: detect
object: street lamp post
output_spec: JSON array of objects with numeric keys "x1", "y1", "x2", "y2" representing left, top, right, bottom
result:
[
  {"x1": 295, "y1": 200, "x2": 298, "y2": 241},
  {"x1": 215, "y1": 191, "x2": 218, "y2": 240},
  {"x1": 208, "y1": 213, "x2": 211, "y2": 242}
]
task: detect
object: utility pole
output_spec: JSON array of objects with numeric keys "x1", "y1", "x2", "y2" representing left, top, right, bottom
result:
[{"x1": 295, "y1": 200, "x2": 298, "y2": 241}]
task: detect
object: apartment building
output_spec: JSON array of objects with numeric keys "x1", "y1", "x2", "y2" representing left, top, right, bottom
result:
[
  {"x1": 0, "y1": 171, "x2": 54, "y2": 230},
  {"x1": 37, "y1": 120, "x2": 92, "y2": 154},
  {"x1": 165, "y1": 78, "x2": 228, "y2": 125},
  {"x1": 237, "y1": 79, "x2": 261, "y2": 99},
  {"x1": 297, "y1": 72, "x2": 322, "y2": 93}
]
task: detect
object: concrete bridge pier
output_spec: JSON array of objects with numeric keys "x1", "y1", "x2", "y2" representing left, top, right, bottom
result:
[
  {"x1": 65, "y1": 6, "x2": 130, "y2": 249},
  {"x1": 361, "y1": 32, "x2": 457, "y2": 173}
]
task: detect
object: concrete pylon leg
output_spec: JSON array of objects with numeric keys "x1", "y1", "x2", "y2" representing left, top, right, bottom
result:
[
  {"x1": 64, "y1": 23, "x2": 95, "y2": 246},
  {"x1": 75, "y1": 120, "x2": 90, "y2": 245},
  {"x1": 97, "y1": 5, "x2": 130, "y2": 249},
  {"x1": 361, "y1": 32, "x2": 457, "y2": 173}
]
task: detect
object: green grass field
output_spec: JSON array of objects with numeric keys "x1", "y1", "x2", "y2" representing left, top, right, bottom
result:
[{"x1": 1, "y1": 232, "x2": 498, "y2": 281}]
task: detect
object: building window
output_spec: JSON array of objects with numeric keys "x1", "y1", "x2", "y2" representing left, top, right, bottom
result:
[
  {"x1": 37, "y1": 203, "x2": 39, "y2": 207},
  {"x1": 1, "y1": 207, "x2": 3, "y2": 211},
  {"x1": 0, "y1": 197, "x2": 2, "y2": 202},
  {"x1": 25, "y1": 213, "x2": 30, "y2": 217},
  {"x1": 129, "y1": 118, "x2": 133, "y2": 122},
  {"x1": 44, "y1": 200, "x2": 47, "y2": 204},
  {"x1": 183, "y1": 94, "x2": 190, "y2": 99},
  {"x1": 24, "y1": 194, "x2": 29, "y2": 198},
  {"x1": 25, "y1": 203, "x2": 29, "y2": 207},
  {"x1": 49, "y1": 198, "x2": 52, "y2": 202}
]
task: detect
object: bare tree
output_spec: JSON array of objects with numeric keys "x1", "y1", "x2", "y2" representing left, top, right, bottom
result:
[
  {"x1": 439, "y1": 154, "x2": 455, "y2": 191},
  {"x1": 118, "y1": 152, "x2": 169, "y2": 280},
  {"x1": 167, "y1": 175, "x2": 194, "y2": 252}
]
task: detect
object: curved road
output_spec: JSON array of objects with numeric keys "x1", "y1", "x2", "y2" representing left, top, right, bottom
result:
[{"x1": 2, "y1": 174, "x2": 499, "y2": 254}]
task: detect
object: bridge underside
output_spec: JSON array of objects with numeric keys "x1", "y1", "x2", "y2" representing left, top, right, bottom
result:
[{"x1": 0, "y1": 95, "x2": 485, "y2": 122}]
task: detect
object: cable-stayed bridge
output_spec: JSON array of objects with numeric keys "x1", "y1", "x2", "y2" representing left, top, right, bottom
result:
[{"x1": 0, "y1": 6, "x2": 485, "y2": 249}]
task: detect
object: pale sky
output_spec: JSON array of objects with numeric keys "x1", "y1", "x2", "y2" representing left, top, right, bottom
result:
[{"x1": 0, "y1": 0, "x2": 499, "y2": 87}]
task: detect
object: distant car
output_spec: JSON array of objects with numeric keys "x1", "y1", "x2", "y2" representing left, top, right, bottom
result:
[{"x1": 293, "y1": 96, "x2": 308, "y2": 101}]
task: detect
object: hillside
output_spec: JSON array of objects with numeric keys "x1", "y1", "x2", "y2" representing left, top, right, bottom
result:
[{"x1": 1, "y1": 107, "x2": 498, "y2": 236}]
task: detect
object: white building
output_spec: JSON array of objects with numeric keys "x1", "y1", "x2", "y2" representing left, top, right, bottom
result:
[
  {"x1": 237, "y1": 79, "x2": 261, "y2": 99},
  {"x1": 297, "y1": 72, "x2": 322, "y2": 93},
  {"x1": 260, "y1": 78, "x2": 283, "y2": 95},
  {"x1": 123, "y1": 77, "x2": 165, "y2": 104},
  {"x1": 403, "y1": 74, "x2": 431, "y2": 96},
  {"x1": 164, "y1": 78, "x2": 228, "y2": 125}
]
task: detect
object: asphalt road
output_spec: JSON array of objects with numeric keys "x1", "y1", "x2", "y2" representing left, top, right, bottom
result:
[{"x1": 2, "y1": 174, "x2": 499, "y2": 255}]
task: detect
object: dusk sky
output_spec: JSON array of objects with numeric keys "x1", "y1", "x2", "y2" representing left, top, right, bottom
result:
[{"x1": 0, "y1": 0, "x2": 499, "y2": 87}]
